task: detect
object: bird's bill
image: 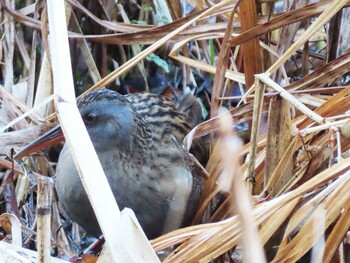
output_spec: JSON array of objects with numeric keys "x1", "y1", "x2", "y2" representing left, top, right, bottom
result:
[{"x1": 14, "y1": 125, "x2": 64, "y2": 159}]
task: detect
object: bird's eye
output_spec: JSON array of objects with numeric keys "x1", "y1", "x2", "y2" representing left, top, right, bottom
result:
[{"x1": 83, "y1": 113, "x2": 97, "y2": 124}]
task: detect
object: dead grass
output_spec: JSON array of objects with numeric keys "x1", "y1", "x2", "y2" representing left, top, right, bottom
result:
[{"x1": 1, "y1": 0, "x2": 350, "y2": 262}]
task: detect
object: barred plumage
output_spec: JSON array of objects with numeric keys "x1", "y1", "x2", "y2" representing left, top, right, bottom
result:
[{"x1": 56, "y1": 88, "x2": 203, "y2": 239}]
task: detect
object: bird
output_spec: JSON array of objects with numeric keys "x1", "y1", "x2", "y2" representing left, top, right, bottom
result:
[{"x1": 49, "y1": 89, "x2": 204, "y2": 239}]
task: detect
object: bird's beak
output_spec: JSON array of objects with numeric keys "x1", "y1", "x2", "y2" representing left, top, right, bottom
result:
[{"x1": 14, "y1": 125, "x2": 65, "y2": 159}]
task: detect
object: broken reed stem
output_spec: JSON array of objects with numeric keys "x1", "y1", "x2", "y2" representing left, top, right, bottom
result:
[
  {"x1": 336, "y1": 129, "x2": 342, "y2": 162},
  {"x1": 247, "y1": 78, "x2": 265, "y2": 191},
  {"x1": 36, "y1": 175, "x2": 53, "y2": 263},
  {"x1": 255, "y1": 73, "x2": 325, "y2": 124},
  {"x1": 15, "y1": 169, "x2": 30, "y2": 205},
  {"x1": 300, "y1": 119, "x2": 348, "y2": 136}
]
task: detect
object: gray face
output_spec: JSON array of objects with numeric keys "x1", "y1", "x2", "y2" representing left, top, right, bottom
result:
[{"x1": 79, "y1": 100, "x2": 134, "y2": 152}]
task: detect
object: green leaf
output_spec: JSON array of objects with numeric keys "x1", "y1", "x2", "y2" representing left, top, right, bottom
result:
[
  {"x1": 146, "y1": 53, "x2": 169, "y2": 73},
  {"x1": 209, "y1": 39, "x2": 215, "y2": 65},
  {"x1": 197, "y1": 98, "x2": 209, "y2": 119}
]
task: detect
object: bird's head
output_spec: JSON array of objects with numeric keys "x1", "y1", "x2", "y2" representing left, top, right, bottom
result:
[
  {"x1": 13, "y1": 89, "x2": 150, "y2": 160},
  {"x1": 78, "y1": 89, "x2": 148, "y2": 152}
]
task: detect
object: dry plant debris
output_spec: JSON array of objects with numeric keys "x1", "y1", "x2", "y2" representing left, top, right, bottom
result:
[{"x1": 1, "y1": 0, "x2": 350, "y2": 262}]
